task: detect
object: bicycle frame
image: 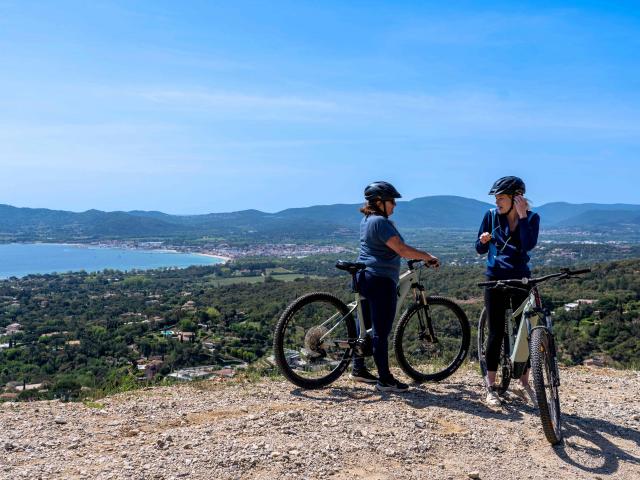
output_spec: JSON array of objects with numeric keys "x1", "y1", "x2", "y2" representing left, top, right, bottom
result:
[
  {"x1": 319, "y1": 264, "x2": 427, "y2": 348},
  {"x1": 504, "y1": 286, "x2": 550, "y2": 377},
  {"x1": 352, "y1": 265, "x2": 425, "y2": 339}
]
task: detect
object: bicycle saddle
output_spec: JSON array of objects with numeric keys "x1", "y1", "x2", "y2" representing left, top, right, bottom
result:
[{"x1": 335, "y1": 260, "x2": 366, "y2": 275}]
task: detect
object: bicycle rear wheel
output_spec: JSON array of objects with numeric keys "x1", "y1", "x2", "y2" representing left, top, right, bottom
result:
[
  {"x1": 530, "y1": 327, "x2": 563, "y2": 445},
  {"x1": 394, "y1": 296, "x2": 470, "y2": 382},
  {"x1": 477, "y1": 308, "x2": 511, "y2": 395},
  {"x1": 273, "y1": 292, "x2": 356, "y2": 389}
]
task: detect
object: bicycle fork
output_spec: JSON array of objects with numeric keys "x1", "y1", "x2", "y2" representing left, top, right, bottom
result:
[
  {"x1": 544, "y1": 309, "x2": 561, "y2": 388},
  {"x1": 414, "y1": 285, "x2": 437, "y2": 344}
]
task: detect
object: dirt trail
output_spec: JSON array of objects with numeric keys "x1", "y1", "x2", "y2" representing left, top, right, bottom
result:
[{"x1": 1, "y1": 366, "x2": 639, "y2": 479}]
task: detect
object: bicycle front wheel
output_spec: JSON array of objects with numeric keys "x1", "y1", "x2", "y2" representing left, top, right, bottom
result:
[
  {"x1": 530, "y1": 327, "x2": 563, "y2": 445},
  {"x1": 477, "y1": 308, "x2": 511, "y2": 395},
  {"x1": 394, "y1": 296, "x2": 470, "y2": 382},
  {"x1": 273, "y1": 292, "x2": 356, "y2": 389}
]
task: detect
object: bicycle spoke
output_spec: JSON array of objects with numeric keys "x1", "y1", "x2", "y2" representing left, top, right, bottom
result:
[
  {"x1": 284, "y1": 309, "x2": 348, "y2": 377},
  {"x1": 395, "y1": 297, "x2": 469, "y2": 382},
  {"x1": 274, "y1": 293, "x2": 355, "y2": 388}
]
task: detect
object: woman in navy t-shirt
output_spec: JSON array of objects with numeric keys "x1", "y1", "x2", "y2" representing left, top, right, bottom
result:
[
  {"x1": 475, "y1": 176, "x2": 540, "y2": 408},
  {"x1": 351, "y1": 181, "x2": 440, "y2": 392}
]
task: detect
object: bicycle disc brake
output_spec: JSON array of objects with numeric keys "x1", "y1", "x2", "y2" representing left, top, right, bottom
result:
[{"x1": 303, "y1": 326, "x2": 329, "y2": 359}]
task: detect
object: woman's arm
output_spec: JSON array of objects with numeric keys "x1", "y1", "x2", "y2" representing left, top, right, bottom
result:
[
  {"x1": 386, "y1": 236, "x2": 440, "y2": 267},
  {"x1": 518, "y1": 213, "x2": 540, "y2": 252},
  {"x1": 476, "y1": 211, "x2": 491, "y2": 254}
]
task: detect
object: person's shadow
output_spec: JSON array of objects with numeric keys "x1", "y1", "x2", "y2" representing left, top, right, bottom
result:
[
  {"x1": 291, "y1": 378, "x2": 527, "y2": 421},
  {"x1": 400, "y1": 380, "x2": 527, "y2": 421},
  {"x1": 552, "y1": 413, "x2": 640, "y2": 475}
]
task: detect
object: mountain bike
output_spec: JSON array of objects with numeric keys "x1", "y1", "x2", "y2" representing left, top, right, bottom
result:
[
  {"x1": 273, "y1": 260, "x2": 470, "y2": 389},
  {"x1": 477, "y1": 268, "x2": 591, "y2": 444}
]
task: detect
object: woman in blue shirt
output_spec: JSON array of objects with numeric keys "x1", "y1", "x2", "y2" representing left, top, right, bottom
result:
[
  {"x1": 351, "y1": 181, "x2": 440, "y2": 392},
  {"x1": 475, "y1": 176, "x2": 540, "y2": 408}
]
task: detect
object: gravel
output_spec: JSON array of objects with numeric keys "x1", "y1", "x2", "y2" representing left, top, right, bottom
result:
[{"x1": 1, "y1": 366, "x2": 639, "y2": 479}]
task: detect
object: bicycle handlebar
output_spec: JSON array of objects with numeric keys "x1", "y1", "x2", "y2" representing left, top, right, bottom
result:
[
  {"x1": 407, "y1": 258, "x2": 439, "y2": 271},
  {"x1": 477, "y1": 268, "x2": 591, "y2": 289},
  {"x1": 407, "y1": 259, "x2": 423, "y2": 270},
  {"x1": 564, "y1": 268, "x2": 591, "y2": 276}
]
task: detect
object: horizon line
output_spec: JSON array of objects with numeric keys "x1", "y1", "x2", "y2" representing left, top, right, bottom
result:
[{"x1": 2, "y1": 196, "x2": 640, "y2": 217}]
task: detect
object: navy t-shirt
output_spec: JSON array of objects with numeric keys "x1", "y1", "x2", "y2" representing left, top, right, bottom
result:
[
  {"x1": 357, "y1": 214, "x2": 403, "y2": 282},
  {"x1": 475, "y1": 209, "x2": 540, "y2": 280}
]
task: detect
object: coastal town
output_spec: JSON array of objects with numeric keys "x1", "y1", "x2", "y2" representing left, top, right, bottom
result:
[{"x1": 88, "y1": 240, "x2": 355, "y2": 261}]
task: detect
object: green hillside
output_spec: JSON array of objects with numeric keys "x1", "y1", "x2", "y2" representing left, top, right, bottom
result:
[{"x1": 1, "y1": 256, "x2": 639, "y2": 401}]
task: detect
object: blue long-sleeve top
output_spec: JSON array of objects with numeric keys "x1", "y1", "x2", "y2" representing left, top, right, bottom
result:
[{"x1": 475, "y1": 209, "x2": 540, "y2": 280}]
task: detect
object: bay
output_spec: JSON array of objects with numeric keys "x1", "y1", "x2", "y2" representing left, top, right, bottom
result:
[{"x1": 0, "y1": 243, "x2": 224, "y2": 279}]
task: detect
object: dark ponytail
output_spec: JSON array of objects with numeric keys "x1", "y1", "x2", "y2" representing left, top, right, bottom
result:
[{"x1": 359, "y1": 200, "x2": 385, "y2": 217}]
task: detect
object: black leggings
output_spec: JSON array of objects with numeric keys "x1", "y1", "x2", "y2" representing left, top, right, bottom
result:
[
  {"x1": 352, "y1": 270, "x2": 397, "y2": 382},
  {"x1": 484, "y1": 286, "x2": 530, "y2": 372}
]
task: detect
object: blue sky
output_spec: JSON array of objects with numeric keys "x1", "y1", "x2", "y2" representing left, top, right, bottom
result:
[{"x1": 1, "y1": 1, "x2": 639, "y2": 214}]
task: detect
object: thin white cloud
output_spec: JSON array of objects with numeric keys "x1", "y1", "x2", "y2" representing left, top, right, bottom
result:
[
  {"x1": 140, "y1": 89, "x2": 340, "y2": 112},
  {"x1": 0, "y1": 122, "x2": 179, "y2": 138},
  {"x1": 126, "y1": 86, "x2": 640, "y2": 137}
]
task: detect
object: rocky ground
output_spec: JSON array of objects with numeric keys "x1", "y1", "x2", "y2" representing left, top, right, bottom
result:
[{"x1": 1, "y1": 365, "x2": 639, "y2": 480}]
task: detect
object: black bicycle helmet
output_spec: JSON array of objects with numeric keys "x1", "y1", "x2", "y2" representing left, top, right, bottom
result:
[
  {"x1": 364, "y1": 181, "x2": 402, "y2": 201},
  {"x1": 488, "y1": 176, "x2": 526, "y2": 196}
]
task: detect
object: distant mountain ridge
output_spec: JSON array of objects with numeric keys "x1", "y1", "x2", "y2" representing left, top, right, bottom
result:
[{"x1": 1, "y1": 196, "x2": 639, "y2": 241}]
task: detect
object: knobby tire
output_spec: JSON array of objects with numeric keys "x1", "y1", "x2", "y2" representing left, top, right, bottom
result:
[
  {"x1": 530, "y1": 327, "x2": 563, "y2": 445},
  {"x1": 394, "y1": 296, "x2": 470, "y2": 382},
  {"x1": 273, "y1": 292, "x2": 355, "y2": 389}
]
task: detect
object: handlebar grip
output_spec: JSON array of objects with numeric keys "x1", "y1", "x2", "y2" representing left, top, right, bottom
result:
[
  {"x1": 569, "y1": 268, "x2": 591, "y2": 275},
  {"x1": 477, "y1": 281, "x2": 494, "y2": 287}
]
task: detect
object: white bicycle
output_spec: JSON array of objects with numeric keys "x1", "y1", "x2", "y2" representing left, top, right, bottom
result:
[{"x1": 273, "y1": 260, "x2": 470, "y2": 389}]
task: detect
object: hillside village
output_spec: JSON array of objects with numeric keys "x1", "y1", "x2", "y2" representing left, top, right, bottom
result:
[{"x1": 2, "y1": 257, "x2": 640, "y2": 403}]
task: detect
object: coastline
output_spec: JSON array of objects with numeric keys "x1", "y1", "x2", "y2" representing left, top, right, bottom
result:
[
  {"x1": 0, "y1": 242, "x2": 228, "y2": 279},
  {"x1": 4, "y1": 241, "x2": 231, "y2": 263},
  {"x1": 196, "y1": 252, "x2": 232, "y2": 263}
]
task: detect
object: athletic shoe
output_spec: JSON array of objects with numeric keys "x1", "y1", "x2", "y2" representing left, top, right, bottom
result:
[
  {"x1": 513, "y1": 383, "x2": 538, "y2": 408},
  {"x1": 485, "y1": 387, "x2": 502, "y2": 408},
  {"x1": 376, "y1": 377, "x2": 409, "y2": 393},
  {"x1": 349, "y1": 369, "x2": 378, "y2": 384}
]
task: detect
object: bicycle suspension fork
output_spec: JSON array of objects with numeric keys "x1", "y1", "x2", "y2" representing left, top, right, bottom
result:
[{"x1": 414, "y1": 284, "x2": 437, "y2": 343}]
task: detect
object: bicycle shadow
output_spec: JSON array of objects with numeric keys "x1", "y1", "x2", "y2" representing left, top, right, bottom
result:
[
  {"x1": 552, "y1": 413, "x2": 640, "y2": 475},
  {"x1": 289, "y1": 385, "x2": 380, "y2": 404}
]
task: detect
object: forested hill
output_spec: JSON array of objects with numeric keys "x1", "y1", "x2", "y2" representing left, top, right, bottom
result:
[
  {"x1": 1, "y1": 197, "x2": 640, "y2": 241},
  {"x1": 1, "y1": 256, "x2": 639, "y2": 403}
]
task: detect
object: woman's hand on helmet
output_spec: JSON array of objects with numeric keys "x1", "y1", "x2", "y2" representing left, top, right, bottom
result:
[
  {"x1": 513, "y1": 195, "x2": 528, "y2": 219},
  {"x1": 479, "y1": 232, "x2": 492, "y2": 244}
]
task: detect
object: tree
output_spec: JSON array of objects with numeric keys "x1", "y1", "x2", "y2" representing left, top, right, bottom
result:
[
  {"x1": 178, "y1": 319, "x2": 197, "y2": 332},
  {"x1": 52, "y1": 377, "x2": 82, "y2": 401}
]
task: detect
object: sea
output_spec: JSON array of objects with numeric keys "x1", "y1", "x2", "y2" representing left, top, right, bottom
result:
[{"x1": 0, "y1": 243, "x2": 224, "y2": 279}]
